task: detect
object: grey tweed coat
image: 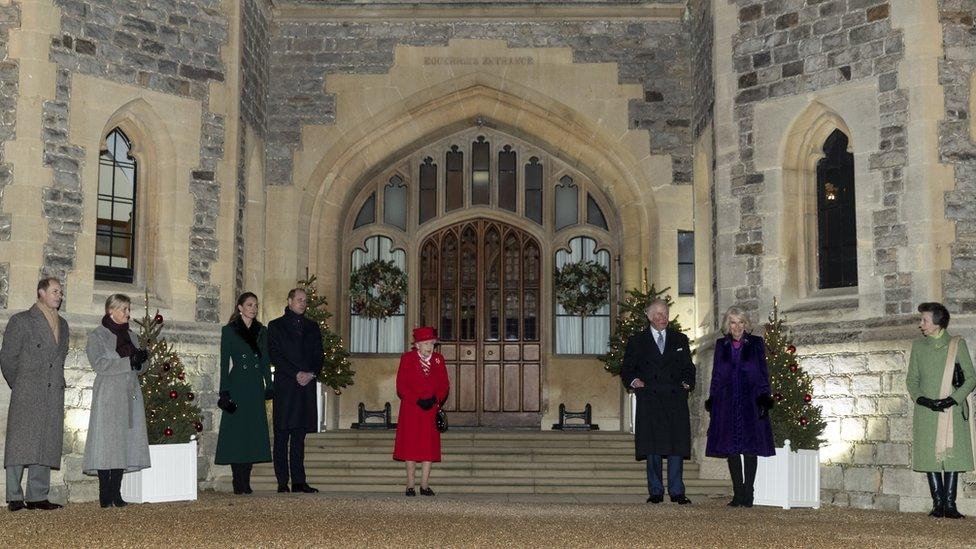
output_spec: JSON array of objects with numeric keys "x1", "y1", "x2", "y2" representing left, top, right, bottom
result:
[
  {"x1": 0, "y1": 304, "x2": 69, "y2": 469},
  {"x1": 83, "y1": 325, "x2": 150, "y2": 474}
]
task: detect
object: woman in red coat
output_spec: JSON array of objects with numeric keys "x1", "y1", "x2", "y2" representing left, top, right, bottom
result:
[{"x1": 393, "y1": 326, "x2": 450, "y2": 496}]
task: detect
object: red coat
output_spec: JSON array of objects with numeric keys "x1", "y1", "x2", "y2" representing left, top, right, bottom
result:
[{"x1": 393, "y1": 350, "x2": 450, "y2": 462}]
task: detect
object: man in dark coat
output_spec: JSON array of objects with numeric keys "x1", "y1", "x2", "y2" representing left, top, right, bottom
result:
[
  {"x1": 0, "y1": 278, "x2": 69, "y2": 511},
  {"x1": 268, "y1": 288, "x2": 323, "y2": 493},
  {"x1": 621, "y1": 298, "x2": 696, "y2": 504}
]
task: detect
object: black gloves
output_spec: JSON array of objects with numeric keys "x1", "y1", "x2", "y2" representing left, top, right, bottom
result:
[
  {"x1": 217, "y1": 391, "x2": 238, "y2": 414},
  {"x1": 704, "y1": 398, "x2": 712, "y2": 414},
  {"x1": 757, "y1": 394, "x2": 775, "y2": 419},
  {"x1": 264, "y1": 388, "x2": 274, "y2": 400},
  {"x1": 917, "y1": 396, "x2": 957, "y2": 412},
  {"x1": 416, "y1": 396, "x2": 436, "y2": 410},
  {"x1": 129, "y1": 349, "x2": 149, "y2": 371}
]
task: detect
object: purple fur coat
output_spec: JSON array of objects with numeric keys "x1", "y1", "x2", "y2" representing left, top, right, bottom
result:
[{"x1": 705, "y1": 334, "x2": 775, "y2": 457}]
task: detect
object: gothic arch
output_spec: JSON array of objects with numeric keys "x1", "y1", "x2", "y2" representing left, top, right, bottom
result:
[
  {"x1": 98, "y1": 98, "x2": 186, "y2": 306},
  {"x1": 302, "y1": 74, "x2": 656, "y2": 297},
  {"x1": 779, "y1": 101, "x2": 856, "y2": 302}
]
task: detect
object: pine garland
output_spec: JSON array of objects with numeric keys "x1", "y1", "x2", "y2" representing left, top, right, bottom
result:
[
  {"x1": 764, "y1": 302, "x2": 826, "y2": 450},
  {"x1": 600, "y1": 284, "x2": 686, "y2": 376},
  {"x1": 299, "y1": 275, "x2": 355, "y2": 394},
  {"x1": 133, "y1": 292, "x2": 203, "y2": 444}
]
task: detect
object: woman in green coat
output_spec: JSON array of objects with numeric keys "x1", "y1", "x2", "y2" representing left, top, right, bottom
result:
[
  {"x1": 215, "y1": 292, "x2": 274, "y2": 494},
  {"x1": 907, "y1": 302, "x2": 976, "y2": 519}
]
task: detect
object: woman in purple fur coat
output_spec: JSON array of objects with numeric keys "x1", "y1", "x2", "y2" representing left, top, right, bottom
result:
[{"x1": 705, "y1": 306, "x2": 775, "y2": 508}]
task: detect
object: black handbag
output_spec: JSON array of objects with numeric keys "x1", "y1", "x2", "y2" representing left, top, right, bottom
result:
[
  {"x1": 953, "y1": 362, "x2": 965, "y2": 389},
  {"x1": 435, "y1": 408, "x2": 448, "y2": 433}
]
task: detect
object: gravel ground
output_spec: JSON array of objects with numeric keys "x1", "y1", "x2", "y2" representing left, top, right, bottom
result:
[{"x1": 2, "y1": 492, "x2": 975, "y2": 548}]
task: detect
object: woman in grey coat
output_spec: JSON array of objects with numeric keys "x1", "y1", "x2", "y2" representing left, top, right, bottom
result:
[{"x1": 84, "y1": 294, "x2": 151, "y2": 508}]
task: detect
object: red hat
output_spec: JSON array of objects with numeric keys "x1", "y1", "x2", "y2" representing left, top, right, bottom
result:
[{"x1": 412, "y1": 326, "x2": 437, "y2": 343}]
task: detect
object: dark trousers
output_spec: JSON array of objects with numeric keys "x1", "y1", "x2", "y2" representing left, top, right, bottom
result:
[
  {"x1": 646, "y1": 455, "x2": 684, "y2": 497},
  {"x1": 273, "y1": 428, "x2": 307, "y2": 485},
  {"x1": 727, "y1": 454, "x2": 758, "y2": 493}
]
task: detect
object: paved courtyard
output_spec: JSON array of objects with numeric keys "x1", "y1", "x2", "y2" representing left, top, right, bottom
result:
[{"x1": 2, "y1": 491, "x2": 975, "y2": 547}]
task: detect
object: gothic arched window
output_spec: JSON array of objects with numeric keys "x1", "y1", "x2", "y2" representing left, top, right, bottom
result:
[
  {"x1": 554, "y1": 236, "x2": 610, "y2": 355},
  {"x1": 816, "y1": 129, "x2": 857, "y2": 289},
  {"x1": 349, "y1": 235, "x2": 406, "y2": 353},
  {"x1": 96, "y1": 128, "x2": 137, "y2": 283}
]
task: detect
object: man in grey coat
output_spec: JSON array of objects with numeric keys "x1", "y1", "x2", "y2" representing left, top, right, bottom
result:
[{"x1": 0, "y1": 278, "x2": 69, "y2": 511}]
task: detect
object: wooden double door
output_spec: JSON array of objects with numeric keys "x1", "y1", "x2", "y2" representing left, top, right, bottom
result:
[{"x1": 420, "y1": 219, "x2": 542, "y2": 427}]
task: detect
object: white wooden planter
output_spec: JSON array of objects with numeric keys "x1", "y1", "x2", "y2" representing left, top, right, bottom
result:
[
  {"x1": 754, "y1": 439, "x2": 821, "y2": 509},
  {"x1": 120, "y1": 439, "x2": 198, "y2": 503}
]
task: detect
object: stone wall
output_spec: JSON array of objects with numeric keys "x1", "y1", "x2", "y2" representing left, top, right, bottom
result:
[
  {"x1": 47, "y1": 0, "x2": 229, "y2": 321},
  {"x1": 690, "y1": 0, "x2": 715, "y2": 138},
  {"x1": 0, "y1": 1, "x2": 18, "y2": 252},
  {"x1": 235, "y1": 0, "x2": 271, "y2": 296},
  {"x1": 938, "y1": 2, "x2": 976, "y2": 314},
  {"x1": 723, "y1": 0, "x2": 908, "y2": 314},
  {"x1": 0, "y1": 314, "x2": 222, "y2": 503},
  {"x1": 266, "y1": 17, "x2": 695, "y2": 186}
]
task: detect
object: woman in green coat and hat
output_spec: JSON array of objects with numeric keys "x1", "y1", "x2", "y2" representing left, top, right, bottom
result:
[
  {"x1": 907, "y1": 302, "x2": 976, "y2": 519},
  {"x1": 215, "y1": 292, "x2": 274, "y2": 494}
]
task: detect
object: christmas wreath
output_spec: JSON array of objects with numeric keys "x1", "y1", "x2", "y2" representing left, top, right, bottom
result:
[
  {"x1": 554, "y1": 260, "x2": 611, "y2": 317},
  {"x1": 349, "y1": 259, "x2": 408, "y2": 319}
]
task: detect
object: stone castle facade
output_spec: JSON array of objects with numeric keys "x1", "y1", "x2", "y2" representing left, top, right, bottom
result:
[{"x1": 0, "y1": 0, "x2": 971, "y2": 512}]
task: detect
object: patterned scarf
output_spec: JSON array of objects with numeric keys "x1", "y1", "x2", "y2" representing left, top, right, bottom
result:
[{"x1": 418, "y1": 351, "x2": 432, "y2": 377}]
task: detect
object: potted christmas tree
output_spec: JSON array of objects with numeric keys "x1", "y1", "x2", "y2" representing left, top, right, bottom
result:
[
  {"x1": 120, "y1": 293, "x2": 203, "y2": 503},
  {"x1": 754, "y1": 300, "x2": 826, "y2": 509}
]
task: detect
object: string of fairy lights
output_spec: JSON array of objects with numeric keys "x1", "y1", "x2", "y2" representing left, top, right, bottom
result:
[{"x1": 298, "y1": 276, "x2": 355, "y2": 394}]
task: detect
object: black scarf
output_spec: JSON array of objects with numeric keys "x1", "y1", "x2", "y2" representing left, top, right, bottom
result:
[
  {"x1": 101, "y1": 314, "x2": 137, "y2": 358},
  {"x1": 283, "y1": 307, "x2": 305, "y2": 334},
  {"x1": 232, "y1": 316, "x2": 263, "y2": 357}
]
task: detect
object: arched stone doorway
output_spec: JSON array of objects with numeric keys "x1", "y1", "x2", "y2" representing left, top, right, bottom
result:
[{"x1": 420, "y1": 218, "x2": 542, "y2": 427}]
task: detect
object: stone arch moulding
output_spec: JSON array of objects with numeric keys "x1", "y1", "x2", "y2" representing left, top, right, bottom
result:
[
  {"x1": 302, "y1": 73, "x2": 658, "y2": 298},
  {"x1": 778, "y1": 100, "x2": 855, "y2": 305},
  {"x1": 98, "y1": 98, "x2": 188, "y2": 308}
]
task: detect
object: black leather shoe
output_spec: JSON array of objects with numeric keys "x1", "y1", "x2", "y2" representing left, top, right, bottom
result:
[
  {"x1": 646, "y1": 494, "x2": 663, "y2": 504},
  {"x1": 277, "y1": 484, "x2": 290, "y2": 493},
  {"x1": 420, "y1": 487, "x2": 435, "y2": 496},
  {"x1": 7, "y1": 501, "x2": 25, "y2": 512},
  {"x1": 405, "y1": 488, "x2": 416, "y2": 497},
  {"x1": 670, "y1": 494, "x2": 692, "y2": 505},
  {"x1": 292, "y1": 483, "x2": 319, "y2": 493},
  {"x1": 25, "y1": 500, "x2": 63, "y2": 510}
]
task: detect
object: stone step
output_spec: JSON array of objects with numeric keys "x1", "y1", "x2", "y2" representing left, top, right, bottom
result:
[
  {"x1": 254, "y1": 459, "x2": 664, "y2": 475},
  {"x1": 250, "y1": 464, "x2": 649, "y2": 479},
  {"x1": 225, "y1": 430, "x2": 727, "y2": 497},
  {"x1": 223, "y1": 478, "x2": 729, "y2": 496}
]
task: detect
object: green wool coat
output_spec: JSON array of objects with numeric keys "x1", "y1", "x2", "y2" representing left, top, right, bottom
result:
[
  {"x1": 906, "y1": 331, "x2": 976, "y2": 472},
  {"x1": 214, "y1": 323, "x2": 273, "y2": 465}
]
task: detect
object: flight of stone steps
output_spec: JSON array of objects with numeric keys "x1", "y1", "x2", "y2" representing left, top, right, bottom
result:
[{"x1": 218, "y1": 430, "x2": 731, "y2": 497}]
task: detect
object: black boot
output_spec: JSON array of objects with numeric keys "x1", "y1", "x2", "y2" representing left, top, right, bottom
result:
[
  {"x1": 97, "y1": 470, "x2": 112, "y2": 508},
  {"x1": 231, "y1": 464, "x2": 244, "y2": 495},
  {"x1": 726, "y1": 455, "x2": 743, "y2": 507},
  {"x1": 742, "y1": 455, "x2": 758, "y2": 508},
  {"x1": 110, "y1": 469, "x2": 127, "y2": 508},
  {"x1": 926, "y1": 472, "x2": 945, "y2": 518},
  {"x1": 242, "y1": 464, "x2": 253, "y2": 495},
  {"x1": 944, "y1": 472, "x2": 964, "y2": 519}
]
